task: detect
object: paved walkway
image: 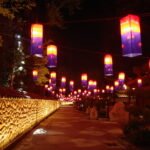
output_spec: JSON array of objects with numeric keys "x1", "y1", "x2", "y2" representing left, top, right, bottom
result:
[{"x1": 9, "y1": 106, "x2": 140, "y2": 150}]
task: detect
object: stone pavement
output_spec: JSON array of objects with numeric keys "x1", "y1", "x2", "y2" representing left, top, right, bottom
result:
[{"x1": 8, "y1": 106, "x2": 141, "y2": 150}]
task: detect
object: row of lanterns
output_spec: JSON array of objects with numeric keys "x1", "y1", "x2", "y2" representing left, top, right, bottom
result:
[
  {"x1": 31, "y1": 24, "x2": 57, "y2": 68},
  {"x1": 31, "y1": 14, "x2": 146, "y2": 98},
  {"x1": 31, "y1": 14, "x2": 143, "y2": 70},
  {"x1": 32, "y1": 70, "x2": 143, "y2": 93}
]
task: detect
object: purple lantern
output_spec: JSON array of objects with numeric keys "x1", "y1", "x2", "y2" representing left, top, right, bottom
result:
[
  {"x1": 47, "y1": 45, "x2": 57, "y2": 68},
  {"x1": 104, "y1": 54, "x2": 113, "y2": 76},
  {"x1": 81, "y1": 74, "x2": 88, "y2": 88},
  {"x1": 69, "y1": 80, "x2": 74, "y2": 92},
  {"x1": 31, "y1": 24, "x2": 43, "y2": 57},
  {"x1": 120, "y1": 14, "x2": 142, "y2": 57}
]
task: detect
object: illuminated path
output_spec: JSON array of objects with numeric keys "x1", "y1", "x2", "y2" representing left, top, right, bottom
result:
[{"x1": 8, "y1": 106, "x2": 139, "y2": 150}]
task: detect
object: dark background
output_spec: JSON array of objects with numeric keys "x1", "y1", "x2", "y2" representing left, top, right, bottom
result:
[{"x1": 34, "y1": 0, "x2": 150, "y2": 87}]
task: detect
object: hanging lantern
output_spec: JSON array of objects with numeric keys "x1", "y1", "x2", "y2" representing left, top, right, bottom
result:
[
  {"x1": 45, "y1": 84, "x2": 48, "y2": 89},
  {"x1": 32, "y1": 69, "x2": 38, "y2": 81},
  {"x1": 59, "y1": 88, "x2": 63, "y2": 93},
  {"x1": 114, "y1": 80, "x2": 119, "y2": 90},
  {"x1": 104, "y1": 54, "x2": 113, "y2": 76},
  {"x1": 118, "y1": 72, "x2": 125, "y2": 85},
  {"x1": 31, "y1": 24, "x2": 43, "y2": 57},
  {"x1": 50, "y1": 72, "x2": 56, "y2": 84},
  {"x1": 137, "y1": 78, "x2": 142, "y2": 87},
  {"x1": 81, "y1": 73, "x2": 88, "y2": 88},
  {"x1": 62, "y1": 88, "x2": 66, "y2": 94},
  {"x1": 106, "y1": 85, "x2": 110, "y2": 93},
  {"x1": 69, "y1": 80, "x2": 74, "y2": 92},
  {"x1": 88, "y1": 80, "x2": 93, "y2": 90},
  {"x1": 120, "y1": 14, "x2": 142, "y2": 57},
  {"x1": 93, "y1": 89, "x2": 98, "y2": 95},
  {"x1": 61, "y1": 77, "x2": 66, "y2": 88},
  {"x1": 102, "y1": 89, "x2": 105, "y2": 93},
  {"x1": 78, "y1": 89, "x2": 82, "y2": 94},
  {"x1": 47, "y1": 45, "x2": 57, "y2": 68},
  {"x1": 73, "y1": 91, "x2": 77, "y2": 95},
  {"x1": 93, "y1": 81, "x2": 97, "y2": 89},
  {"x1": 87, "y1": 91, "x2": 91, "y2": 96}
]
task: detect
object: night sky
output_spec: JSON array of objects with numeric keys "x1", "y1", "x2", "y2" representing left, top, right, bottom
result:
[{"x1": 35, "y1": 0, "x2": 150, "y2": 87}]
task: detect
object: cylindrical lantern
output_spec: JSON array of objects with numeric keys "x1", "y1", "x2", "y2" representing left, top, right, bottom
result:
[
  {"x1": 104, "y1": 54, "x2": 113, "y2": 76},
  {"x1": 114, "y1": 80, "x2": 119, "y2": 90},
  {"x1": 74, "y1": 91, "x2": 77, "y2": 95},
  {"x1": 50, "y1": 72, "x2": 56, "y2": 85},
  {"x1": 78, "y1": 89, "x2": 82, "y2": 94},
  {"x1": 88, "y1": 80, "x2": 93, "y2": 90},
  {"x1": 45, "y1": 84, "x2": 48, "y2": 89},
  {"x1": 137, "y1": 78, "x2": 142, "y2": 87},
  {"x1": 102, "y1": 89, "x2": 105, "y2": 93},
  {"x1": 149, "y1": 59, "x2": 150, "y2": 69},
  {"x1": 118, "y1": 72, "x2": 125, "y2": 85},
  {"x1": 61, "y1": 77, "x2": 66, "y2": 88},
  {"x1": 62, "y1": 88, "x2": 66, "y2": 94},
  {"x1": 93, "y1": 89, "x2": 98, "y2": 95},
  {"x1": 32, "y1": 69, "x2": 38, "y2": 81},
  {"x1": 81, "y1": 73, "x2": 88, "y2": 88},
  {"x1": 59, "y1": 88, "x2": 63, "y2": 93},
  {"x1": 106, "y1": 85, "x2": 110, "y2": 93},
  {"x1": 120, "y1": 14, "x2": 142, "y2": 57},
  {"x1": 31, "y1": 24, "x2": 43, "y2": 57},
  {"x1": 93, "y1": 81, "x2": 97, "y2": 89},
  {"x1": 69, "y1": 80, "x2": 74, "y2": 92},
  {"x1": 47, "y1": 45, "x2": 57, "y2": 68}
]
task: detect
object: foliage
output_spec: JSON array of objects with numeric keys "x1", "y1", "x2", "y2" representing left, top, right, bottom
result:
[
  {"x1": 0, "y1": 0, "x2": 83, "y2": 87},
  {"x1": 46, "y1": 0, "x2": 82, "y2": 27},
  {"x1": 32, "y1": 56, "x2": 49, "y2": 86},
  {"x1": 124, "y1": 105, "x2": 150, "y2": 147},
  {"x1": 0, "y1": 0, "x2": 36, "y2": 19},
  {"x1": 34, "y1": 66, "x2": 49, "y2": 86}
]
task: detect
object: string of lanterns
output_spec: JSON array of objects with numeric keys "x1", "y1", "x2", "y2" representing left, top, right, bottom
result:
[{"x1": 31, "y1": 14, "x2": 149, "y2": 98}]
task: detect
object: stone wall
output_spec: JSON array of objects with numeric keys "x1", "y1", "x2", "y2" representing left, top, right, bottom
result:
[{"x1": 0, "y1": 98, "x2": 60, "y2": 149}]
